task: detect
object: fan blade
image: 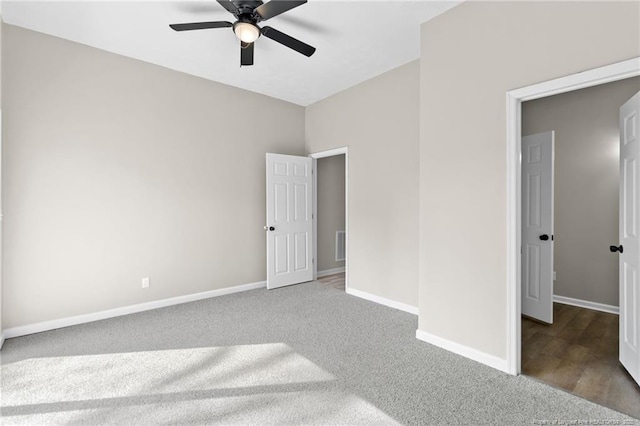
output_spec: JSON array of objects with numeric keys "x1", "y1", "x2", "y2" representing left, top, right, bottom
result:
[
  {"x1": 255, "y1": 0, "x2": 306, "y2": 21},
  {"x1": 241, "y1": 42, "x2": 254, "y2": 66},
  {"x1": 216, "y1": 0, "x2": 239, "y2": 15},
  {"x1": 170, "y1": 21, "x2": 232, "y2": 31},
  {"x1": 261, "y1": 26, "x2": 315, "y2": 57}
]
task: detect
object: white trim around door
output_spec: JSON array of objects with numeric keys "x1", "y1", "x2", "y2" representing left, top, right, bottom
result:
[
  {"x1": 309, "y1": 147, "x2": 349, "y2": 293},
  {"x1": 0, "y1": 109, "x2": 3, "y2": 350},
  {"x1": 505, "y1": 57, "x2": 640, "y2": 376}
]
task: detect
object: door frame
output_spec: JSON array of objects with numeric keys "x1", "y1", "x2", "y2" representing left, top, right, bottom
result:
[
  {"x1": 0, "y1": 109, "x2": 3, "y2": 350},
  {"x1": 309, "y1": 147, "x2": 349, "y2": 292},
  {"x1": 506, "y1": 57, "x2": 640, "y2": 375}
]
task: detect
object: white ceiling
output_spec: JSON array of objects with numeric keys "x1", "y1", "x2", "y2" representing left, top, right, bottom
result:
[{"x1": 2, "y1": 0, "x2": 461, "y2": 106}]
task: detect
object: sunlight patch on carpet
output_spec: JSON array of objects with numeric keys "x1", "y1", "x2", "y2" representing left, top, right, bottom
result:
[{"x1": 1, "y1": 343, "x2": 334, "y2": 406}]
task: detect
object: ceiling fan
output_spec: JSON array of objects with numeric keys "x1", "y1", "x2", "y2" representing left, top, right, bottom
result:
[{"x1": 169, "y1": 0, "x2": 316, "y2": 67}]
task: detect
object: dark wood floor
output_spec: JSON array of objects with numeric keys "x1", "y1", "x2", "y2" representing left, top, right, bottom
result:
[
  {"x1": 317, "y1": 272, "x2": 345, "y2": 291},
  {"x1": 522, "y1": 303, "x2": 640, "y2": 418}
]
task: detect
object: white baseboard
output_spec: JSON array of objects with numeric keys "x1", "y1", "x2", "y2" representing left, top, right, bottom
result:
[
  {"x1": 3, "y1": 280, "x2": 267, "y2": 340},
  {"x1": 317, "y1": 267, "x2": 346, "y2": 278},
  {"x1": 346, "y1": 287, "x2": 418, "y2": 315},
  {"x1": 553, "y1": 295, "x2": 619, "y2": 315},
  {"x1": 415, "y1": 329, "x2": 509, "y2": 373}
]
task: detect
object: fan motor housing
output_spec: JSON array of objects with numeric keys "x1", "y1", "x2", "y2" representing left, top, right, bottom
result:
[
  {"x1": 232, "y1": 0, "x2": 264, "y2": 17},
  {"x1": 236, "y1": 14, "x2": 259, "y2": 25}
]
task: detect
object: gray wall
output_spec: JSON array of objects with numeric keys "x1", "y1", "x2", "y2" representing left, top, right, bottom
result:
[
  {"x1": 306, "y1": 61, "x2": 419, "y2": 308},
  {"x1": 419, "y1": 1, "x2": 640, "y2": 359},
  {"x1": 317, "y1": 155, "x2": 345, "y2": 273},
  {"x1": 2, "y1": 25, "x2": 305, "y2": 329},
  {"x1": 523, "y1": 77, "x2": 640, "y2": 308}
]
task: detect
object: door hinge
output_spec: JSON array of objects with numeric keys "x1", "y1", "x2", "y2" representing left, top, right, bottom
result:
[{"x1": 312, "y1": 258, "x2": 315, "y2": 264}]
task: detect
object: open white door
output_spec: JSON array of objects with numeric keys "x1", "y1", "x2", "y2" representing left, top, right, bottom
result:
[
  {"x1": 266, "y1": 153, "x2": 314, "y2": 289},
  {"x1": 618, "y1": 91, "x2": 640, "y2": 386},
  {"x1": 522, "y1": 131, "x2": 555, "y2": 324}
]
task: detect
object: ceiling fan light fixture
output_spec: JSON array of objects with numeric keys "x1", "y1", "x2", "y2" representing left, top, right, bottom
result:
[
  {"x1": 169, "y1": 0, "x2": 315, "y2": 66},
  {"x1": 234, "y1": 22, "x2": 260, "y2": 43}
]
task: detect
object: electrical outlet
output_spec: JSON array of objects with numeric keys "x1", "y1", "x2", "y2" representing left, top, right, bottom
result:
[
  {"x1": 553, "y1": 271, "x2": 557, "y2": 281},
  {"x1": 142, "y1": 277, "x2": 150, "y2": 288}
]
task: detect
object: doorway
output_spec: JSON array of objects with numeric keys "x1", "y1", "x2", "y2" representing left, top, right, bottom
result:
[
  {"x1": 506, "y1": 58, "x2": 640, "y2": 375},
  {"x1": 310, "y1": 147, "x2": 348, "y2": 292},
  {"x1": 519, "y1": 77, "x2": 640, "y2": 417}
]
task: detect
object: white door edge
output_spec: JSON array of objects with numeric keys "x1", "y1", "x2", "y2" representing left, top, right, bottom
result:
[{"x1": 619, "y1": 91, "x2": 640, "y2": 386}]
